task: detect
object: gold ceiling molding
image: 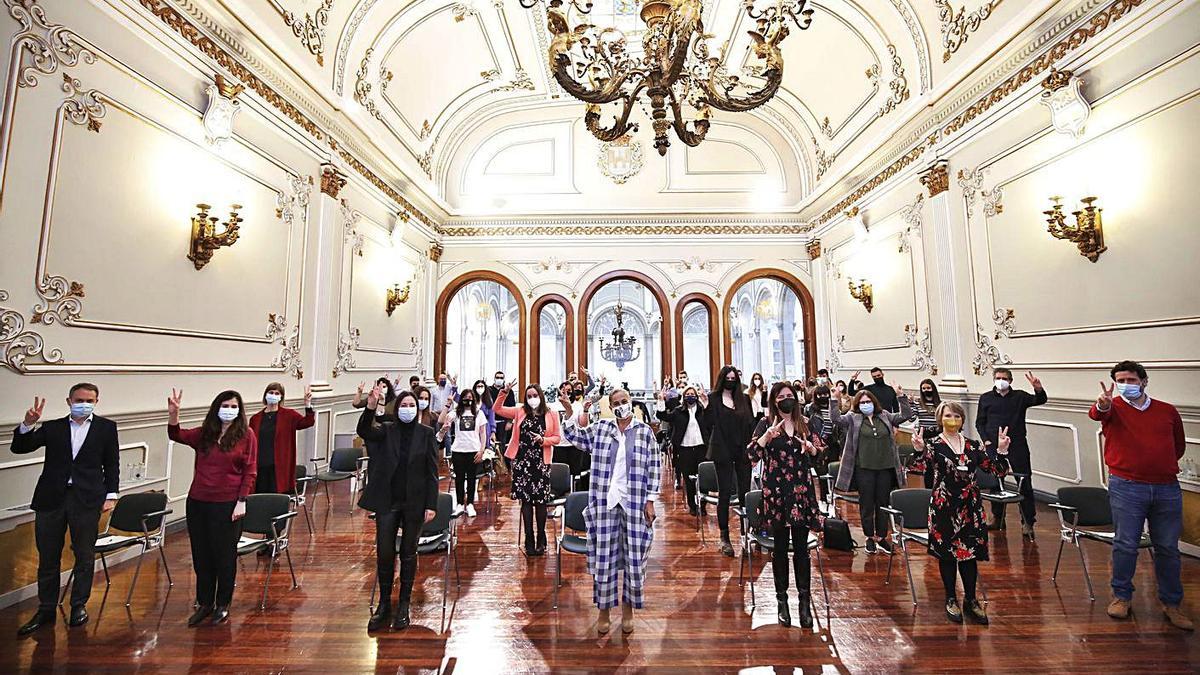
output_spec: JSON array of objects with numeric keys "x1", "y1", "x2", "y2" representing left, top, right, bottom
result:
[
  {"x1": 134, "y1": 0, "x2": 436, "y2": 230},
  {"x1": 273, "y1": 0, "x2": 333, "y2": 66},
  {"x1": 936, "y1": 0, "x2": 1003, "y2": 63},
  {"x1": 919, "y1": 160, "x2": 950, "y2": 197},
  {"x1": 813, "y1": 0, "x2": 1146, "y2": 227},
  {"x1": 440, "y1": 222, "x2": 810, "y2": 238}
]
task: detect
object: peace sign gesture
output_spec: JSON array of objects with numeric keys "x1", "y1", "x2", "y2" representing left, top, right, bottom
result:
[
  {"x1": 910, "y1": 429, "x2": 925, "y2": 451},
  {"x1": 1097, "y1": 381, "x2": 1114, "y2": 409},
  {"x1": 366, "y1": 383, "x2": 384, "y2": 409},
  {"x1": 1025, "y1": 371, "x2": 1043, "y2": 391},
  {"x1": 997, "y1": 426, "x2": 1012, "y2": 454},
  {"x1": 503, "y1": 378, "x2": 516, "y2": 393},
  {"x1": 303, "y1": 384, "x2": 313, "y2": 407},
  {"x1": 167, "y1": 389, "x2": 183, "y2": 415},
  {"x1": 764, "y1": 418, "x2": 787, "y2": 442},
  {"x1": 23, "y1": 397, "x2": 45, "y2": 427},
  {"x1": 802, "y1": 438, "x2": 819, "y2": 456}
]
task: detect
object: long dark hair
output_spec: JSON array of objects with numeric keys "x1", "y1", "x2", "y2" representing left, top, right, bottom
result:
[
  {"x1": 412, "y1": 386, "x2": 433, "y2": 426},
  {"x1": 470, "y1": 379, "x2": 494, "y2": 408},
  {"x1": 199, "y1": 390, "x2": 248, "y2": 453},
  {"x1": 457, "y1": 387, "x2": 480, "y2": 416},
  {"x1": 919, "y1": 378, "x2": 941, "y2": 406},
  {"x1": 376, "y1": 377, "x2": 396, "y2": 404},
  {"x1": 712, "y1": 365, "x2": 749, "y2": 402},
  {"x1": 766, "y1": 381, "x2": 807, "y2": 429},
  {"x1": 522, "y1": 384, "x2": 548, "y2": 418}
]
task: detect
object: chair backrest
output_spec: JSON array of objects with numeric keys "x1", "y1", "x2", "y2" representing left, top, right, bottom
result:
[
  {"x1": 329, "y1": 447, "x2": 362, "y2": 473},
  {"x1": 744, "y1": 490, "x2": 764, "y2": 531},
  {"x1": 889, "y1": 488, "x2": 931, "y2": 531},
  {"x1": 549, "y1": 462, "x2": 572, "y2": 497},
  {"x1": 697, "y1": 461, "x2": 718, "y2": 493},
  {"x1": 242, "y1": 493, "x2": 292, "y2": 536},
  {"x1": 108, "y1": 491, "x2": 169, "y2": 533},
  {"x1": 563, "y1": 491, "x2": 588, "y2": 533},
  {"x1": 1057, "y1": 486, "x2": 1112, "y2": 527},
  {"x1": 422, "y1": 493, "x2": 455, "y2": 536},
  {"x1": 296, "y1": 464, "x2": 308, "y2": 480},
  {"x1": 975, "y1": 468, "x2": 1001, "y2": 491},
  {"x1": 827, "y1": 461, "x2": 841, "y2": 479}
]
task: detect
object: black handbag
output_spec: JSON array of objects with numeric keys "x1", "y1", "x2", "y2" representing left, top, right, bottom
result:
[{"x1": 823, "y1": 516, "x2": 856, "y2": 551}]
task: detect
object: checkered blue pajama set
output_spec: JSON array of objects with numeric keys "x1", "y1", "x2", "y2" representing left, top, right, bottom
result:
[{"x1": 564, "y1": 417, "x2": 662, "y2": 610}]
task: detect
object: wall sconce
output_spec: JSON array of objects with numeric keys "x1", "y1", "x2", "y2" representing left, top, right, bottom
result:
[
  {"x1": 188, "y1": 203, "x2": 242, "y2": 270},
  {"x1": 1044, "y1": 196, "x2": 1107, "y2": 262},
  {"x1": 385, "y1": 281, "x2": 412, "y2": 316},
  {"x1": 848, "y1": 278, "x2": 873, "y2": 312},
  {"x1": 203, "y1": 74, "x2": 244, "y2": 146},
  {"x1": 1039, "y1": 68, "x2": 1090, "y2": 139}
]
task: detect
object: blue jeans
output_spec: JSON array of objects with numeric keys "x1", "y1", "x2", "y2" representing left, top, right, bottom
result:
[{"x1": 1107, "y1": 475, "x2": 1183, "y2": 605}]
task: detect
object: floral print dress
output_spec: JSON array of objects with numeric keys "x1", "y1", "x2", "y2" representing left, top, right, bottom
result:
[
  {"x1": 511, "y1": 414, "x2": 552, "y2": 504},
  {"x1": 749, "y1": 419, "x2": 823, "y2": 532},
  {"x1": 923, "y1": 435, "x2": 1009, "y2": 561}
]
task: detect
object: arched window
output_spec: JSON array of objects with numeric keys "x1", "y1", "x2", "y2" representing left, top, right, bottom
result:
[
  {"x1": 673, "y1": 293, "x2": 717, "y2": 389},
  {"x1": 435, "y1": 272, "x2": 526, "y2": 382},
  {"x1": 723, "y1": 270, "x2": 817, "y2": 384},
  {"x1": 531, "y1": 295, "x2": 573, "y2": 389},
  {"x1": 579, "y1": 272, "x2": 671, "y2": 393}
]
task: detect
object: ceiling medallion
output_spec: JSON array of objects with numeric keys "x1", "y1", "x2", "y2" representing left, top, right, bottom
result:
[
  {"x1": 521, "y1": 0, "x2": 814, "y2": 156},
  {"x1": 598, "y1": 135, "x2": 644, "y2": 184}
]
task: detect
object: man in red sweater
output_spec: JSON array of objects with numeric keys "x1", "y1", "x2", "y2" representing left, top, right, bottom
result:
[{"x1": 1089, "y1": 360, "x2": 1192, "y2": 631}]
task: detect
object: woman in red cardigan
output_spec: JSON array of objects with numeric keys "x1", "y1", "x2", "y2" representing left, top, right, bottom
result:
[
  {"x1": 494, "y1": 381, "x2": 561, "y2": 555},
  {"x1": 248, "y1": 382, "x2": 315, "y2": 494}
]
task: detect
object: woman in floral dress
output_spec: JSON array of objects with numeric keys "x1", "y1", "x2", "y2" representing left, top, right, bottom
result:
[
  {"x1": 749, "y1": 382, "x2": 824, "y2": 628},
  {"x1": 494, "y1": 383, "x2": 560, "y2": 556},
  {"x1": 911, "y1": 400, "x2": 1010, "y2": 625}
]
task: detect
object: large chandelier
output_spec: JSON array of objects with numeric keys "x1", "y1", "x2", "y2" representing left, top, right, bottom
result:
[
  {"x1": 519, "y1": 0, "x2": 814, "y2": 155},
  {"x1": 599, "y1": 296, "x2": 640, "y2": 370}
]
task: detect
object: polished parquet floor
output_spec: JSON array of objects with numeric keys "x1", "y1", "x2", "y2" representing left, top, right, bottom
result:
[{"x1": 1, "y1": 463, "x2": 1197, "y2": 674}]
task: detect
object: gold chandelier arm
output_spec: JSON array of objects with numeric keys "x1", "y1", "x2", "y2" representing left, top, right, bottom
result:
[
  {"x1": 703, "y1": 27, "x2": 786, "y2": 113},
  {"x1": 547, "y1": 7, "x2": 639, "y2": 104},
  {"x1": 659, "y1": 0, "x2": 704, "y2": 84},
  {"x1": 583, "y1": 93, "x2": 641, "y2": 142},
  {"x1": 668, "y1": 89, "x2": 711, "y2": 147}
]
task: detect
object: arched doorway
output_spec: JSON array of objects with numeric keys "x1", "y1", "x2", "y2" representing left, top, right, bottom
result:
[
  {"x1": 530, "y1": 294, "x2": 574, "y2": 388},
  {"x1": 722, "y1": 269, "x2": 817, "y2": 382},
  {"x1": 434, "y1": 271, "x2": 526, "y2": 383},
  {"x1": 674, "y1": 292, "x2": 718, "y2": 389},
  {"x1": 578, "y1": 271, "x2": 671, "y2": 391}
]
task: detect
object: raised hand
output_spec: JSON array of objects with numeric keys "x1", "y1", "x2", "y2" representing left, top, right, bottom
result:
[
  {"x1": 698, "y1": 390, "x2": 709, "y2": 405},
  {"x1": 304, "y1": 385, "x2": 313, "y2": 407},
  {"x1": 23, "y1": 397, "x2": 45, "y2": 427},
  {"x1": 1026, "y1": 371, "x2": 1043, "y2": 391},
  {"x1": 366, "y1": 384, "x2": 382, "y2": 409},
  {"x1": 765, "y1": 418, "x2": 786, "y2": 441},
  {"x1": 802, "y1": 438, "x2": 819, "y2": 456},
  {"x1": 997, "y1": 426, "x2": 1011, "y2": 454},
  {"x1": 504, "y1": 379, "x2": 516, "y2": 392},
  {"x1": 356, "y1": 381, "x2": 366, "y2": 395},
  {"x1": 167, "y1": 389, "x2": 183, "y2": 416},
  {"x1": 1097, "y1": 381, "x2": 1114, "y2": 409},
  {"x1": 449, "y1": 375, "x2": 458, "y2": 387},
  {"x1": 852, "y1": 370, "x2": 861, "y2": 381},
  {"x1": 895, "y1": 383, "x2": 906, "y2": 398},
  {"x1": 910, "y1": 430, "x2": 925, "y2": 451}
]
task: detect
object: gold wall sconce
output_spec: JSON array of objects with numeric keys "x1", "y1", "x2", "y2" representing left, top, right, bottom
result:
[
  {"x1": 848, "y1": 278, "x2": 873, "y2": 313},
  {"x1": 1044, "y1": 196, "x2": 1106, "y2": 262},
  {"x1": 188, "y1": 203, "x2": 242, "y2": 270},
  {"x1": 385, "y1": 281, "x2": 412, "y2": 316}
]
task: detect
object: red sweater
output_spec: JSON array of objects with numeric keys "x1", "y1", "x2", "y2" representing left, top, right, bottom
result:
[
  {"x1": 249, "y1": 406, "x2": 315, "y2": 493},
  {"x1": 169, "y1": 425, "x2": 258, "y2": 502},
  {"x1": 1089, "y1": 397, "x2": 1185, "y2": 485}
]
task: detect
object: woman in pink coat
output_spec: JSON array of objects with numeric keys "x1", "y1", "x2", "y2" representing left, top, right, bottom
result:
[{"x1": 495, "y1": 382, "x2": 561, "y2": 555}]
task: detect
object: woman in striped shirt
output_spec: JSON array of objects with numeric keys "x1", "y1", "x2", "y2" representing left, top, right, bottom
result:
[{"x1": 908, "y1": 378, "x2": 941, "y2": 488}]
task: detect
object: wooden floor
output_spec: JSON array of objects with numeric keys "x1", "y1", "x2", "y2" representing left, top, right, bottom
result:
[{"x1": 2, "y1": 465, "x2": 1197, "y2": 674}]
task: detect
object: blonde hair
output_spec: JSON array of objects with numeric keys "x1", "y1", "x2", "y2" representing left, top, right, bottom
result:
[{"x1": 934, "y1": 400, "x2": 967, "y2": 429}]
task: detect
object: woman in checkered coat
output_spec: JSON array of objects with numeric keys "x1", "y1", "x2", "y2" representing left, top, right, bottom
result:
[{"x1": 562, "y1": 388, "x2": 662, "y2": 636}]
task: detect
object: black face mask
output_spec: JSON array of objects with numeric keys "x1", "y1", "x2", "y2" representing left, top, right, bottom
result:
[
  {"x1": 572, "y1": 389, "x2": 584, "y2": 400},
  {"x1": 777, "y1": 399, "x2": 797, "y2": 414},
  {"x1": 684, "y1": 396, "x2": 698, "y2": 406},
  {"x1": 872, "y1": 376, "x2": 885, "y2": 385},
  {"x1": 815, "y1": 396, "x2": 830, "y2": 406},
  {"x1": 921, "y1": 390, "x2": 935, "y2": 401},
  {"x1": 723, "y1": 380, "x2": 738, "y2": 391},
  {"x1": 461, "y1": 398, "x2": 473, "y2": 407}
]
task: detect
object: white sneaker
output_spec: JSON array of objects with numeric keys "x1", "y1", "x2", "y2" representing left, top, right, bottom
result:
[
  {"x1": 452, "y1": 505, "x2": 465, "y2": 517},
  {"x1": 465, "y1": 504, "x2": 477, "y2": 517}
]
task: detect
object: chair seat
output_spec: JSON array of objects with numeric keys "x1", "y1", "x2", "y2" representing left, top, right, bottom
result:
[
  {"x1": 236, "y1": 536, "x2": 271, "y2": 555},
  {"x1": 749, "y1": 531, "x2": 820, "y2": 551},
  {"x1": 832, "y1": 492, "x2": 860, "y2": 504},
  {"x1": 561, "y1": 534, "x2": 588, "y2": 555},
  {"x1": 417, "y1": 532, "x2": 450, "y2": 554},
  {"x1": 95, "y1": 534, "x2": 141, "y2": 553},
  {"x1": 548, "y1": 496, "x2": 568, "y2": 508},
  {"x1": 1078, "y1": 529, "x2": 1153, "y2": 548},
  {"x1": 900, "y1": 531, "x2": 929, "y2": 546},
  {"x1": 316, "y1": 471, "x2": 353, "y2": 482},
  {"x1": 982, "y1": 492, "x2": 1023, "y2": 504}
]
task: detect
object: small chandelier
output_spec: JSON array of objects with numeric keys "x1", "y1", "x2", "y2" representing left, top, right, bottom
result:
[
  {"x1": 754, "y1": 297, "x2": 778, "y2": 320},
  {"x1": 520, "y1": 0, "x2": 814, "y2": 155},
  {"x1": 476, "y1": 302, "x2": 493, "y2": 322},
  {"x1": 599, "y1": 294, "x2": 640, "y2": 370}
]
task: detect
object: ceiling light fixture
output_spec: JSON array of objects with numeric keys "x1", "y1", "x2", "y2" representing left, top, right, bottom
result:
[{"x1": 520, "y1": 0, "x2": 815, "y2": 156}]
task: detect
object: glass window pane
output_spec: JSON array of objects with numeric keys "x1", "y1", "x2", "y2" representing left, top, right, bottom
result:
[
  {"x1": 444, "y1": 280, "x2": 520, "y2": 381},
  {"x1": 538, "y1": 302, "x2": 567, "y2": 387},
  {"x1": 728, "y1": 278, "x2": 806, "y2": 384},
  {"x1": 586, "y1": 279, "x2": 661, "y2": 392},
  {"x1": 681, "y1": 301, "x2": 711, "y2": 390}
]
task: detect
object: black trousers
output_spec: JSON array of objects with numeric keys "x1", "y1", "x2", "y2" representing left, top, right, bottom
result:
[
  {"x1": 855, "y1": 467, "x2": 895, "y2": 539},
  {"x1": 451, "y1": 452, "x2": 478, "y2": 505},
  {"x1": 186, "y1": 498, "x2": 241, "y2": 607},
  {"x1": 679, "y1": 445, "x2": 705, "y2": 510},
  {"x1": 772, "y1": 522, "x2": 811, "y2": 595},
  {"x1": 938, "y1": 556, "x2": 979, "y2": 601},
  {"x1": 990, "y1": 445, "x2": 1036, "y2": 525},
  {"x1": 375, "y1": 509, "x2": 422, "y2": 605},
  {"x1": 34, "y1": 487, "x2": 101, "y2": 611},
  {"x1": 716, "y1": 459, "x2": 752, "y2": 536},
  {"x1": 255, "y1": 463, "x2": 277, "y2": 494}
]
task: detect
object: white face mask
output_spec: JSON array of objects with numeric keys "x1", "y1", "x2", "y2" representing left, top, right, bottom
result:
[
  {"x1": 613, "y1": 402, "x2": 633, "y2": 419},
  {"x1": 526, "y1": 397, "x2": 541, "y2": 408},
  {"x1": 217, "y1": 407, "x2": 239, "y2": 422},
  {"x1": 264, "y1": 393, "x2": 282, "y2": 405},
  {"x1": 994, "y1": 379, "x2": 1011, "y2": 391}
]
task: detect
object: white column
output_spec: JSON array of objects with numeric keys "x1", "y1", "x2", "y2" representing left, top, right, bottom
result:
[{"x1": 920, "y1": 160, "x2": 968, "y2": 393}]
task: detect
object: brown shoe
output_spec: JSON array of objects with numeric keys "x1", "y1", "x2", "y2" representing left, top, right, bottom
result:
[
  {"x1": 1107, "y1": 597, "x2": 1131, "y2": 619},
  {"x1": 1021, "y1": 523, "x2": 1036, "y2": 540},
  {"x1": 1163, "y1": 605, "x2": 1195, "y2": 631}
]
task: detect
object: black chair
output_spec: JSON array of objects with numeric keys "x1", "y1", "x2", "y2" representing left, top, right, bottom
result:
[
  {"x1": 518, "y1": 462, "x2": 572, "y2": 550},
  {"x1": 880, "y1": 488, "x2": 931, "y2": 606},
  {"x1": 294, "y1": 464, "x2": 316, "y2": 534},
  {"x1": 694, "y1": 461, "x2": 737, "y2": 544},
  {"x1": 1050, "y1": 486, "x2": 1152, "y2": 601},
  {"x1": 820, "y1": 460, "x2": 859, "y2": 518},
  {"x1": 736, "y1": 490, "x2": 829, "y2": 626},
  {"x1": 315, "y1": 447, "x2": 364, "y2": 515},
  {"x1": 235, "y1": 493, "x2": 299, "y2": 609},
  {"x1": 59, "y1": 491, "x2": 172, "y2": 608},
  {"x1": 554, "y1": 491, "x2": 589, "y2": 610},
  {"x1": 978, "y1": 469, "x2": 1032, "y2": 532}
]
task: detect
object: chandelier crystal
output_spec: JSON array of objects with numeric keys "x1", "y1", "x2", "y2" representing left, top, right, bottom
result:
[
  {"x1": 599, "y1": 296, "x2": 641, "y2": 370},
  {"x1": 519, "y1": 0, "x2": 814, "y2": 155}
]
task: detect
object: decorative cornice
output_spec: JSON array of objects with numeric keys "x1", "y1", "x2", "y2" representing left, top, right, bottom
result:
[
  {"x1": 813, "y1": 0, "x2": 1145, "y2": 228},
  {"x1": 937, "y1": 0, "x2": 1002, "y2": 63},
  {"x1": 320, "y1": 163, "x2": 347, "y2": 198},
  {"x1": 440, "y1": 219, "x2": 810, "y2": 238},
  {"x1": 919, "y1": 160, "x2": 950, "y2": 198},
  {"x1": 806, "y1": 239, "x2": 821, "y2": 260}
]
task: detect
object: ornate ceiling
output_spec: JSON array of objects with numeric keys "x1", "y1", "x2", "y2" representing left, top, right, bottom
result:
[{"x1": 204, "y1": 0, "x2": 1036, "y2": 219}]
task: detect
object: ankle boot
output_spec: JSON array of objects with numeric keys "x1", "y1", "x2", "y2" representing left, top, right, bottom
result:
[
  {"x1": 719, "y1": 533, "x2": 735, "y2": 557},
  {"x1": 776, "y1": 593, "x2": 791, "y2": 626},
  {"x1": 368, "y1": 597, "x2": 392, "y2": 632},
  {"x1": 393, "y1": 556, "x2": 417, "y2": 629},
  {"x1": 797, "y1": 590, "x2": 813, "y2": 629}
]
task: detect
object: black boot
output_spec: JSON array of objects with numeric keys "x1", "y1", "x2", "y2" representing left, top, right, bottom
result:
[
  {"x1": 187, "y1": 604, "x2": 213, "y2": 627},
  {"x1": 393, "y1": 556, "x2": 416, "y2": 629},
  {"x1": 369, "y1": 584, "x2": 392, "y2": 632},
  {"x1": 776, "y1": 593, "x2": 791, "y2": 626},
  {"x1": 797, "y1": 590, "x2": 813, "y2": 629},
  {"x1": 719, "y1": 532, "x2": 735, "y2": 557}
]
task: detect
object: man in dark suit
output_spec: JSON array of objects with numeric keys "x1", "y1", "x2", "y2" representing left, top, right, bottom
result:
[
  {"x1": 12, "y1": 383, "x2": 120, "y2": 635},
  {"x1": 976, "y1": 368, "x2": 1047, "y2": 538}
]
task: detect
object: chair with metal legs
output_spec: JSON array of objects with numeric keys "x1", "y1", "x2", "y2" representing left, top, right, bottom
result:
[
  {"x1": 235, "y1": 493, "x2": 300, "y2": 610},
  {"x1": 314, "y1": 448, "x2": 364, "y2": 515},
  {"x1": 694, "y1": 461, "x2": 737, "y2": 544},
  {"x1": 819, "y1": 461, "x2": 859, "y2": 518},
  {"x1": 59, "y1": 491, "x2": 173, "y2": 608},
  {"x1": 978, "y1": 469, "x2": 1032, "y2": 533},
  {"x1": 517, "y1": 462, "x2": 571, "y2": 550},
  {"x1": 880, "y1": 488, "x2": 932, "y2": 606},
  {"x1": 554, "y1": 491, "x2": 589, "y2": 610},
  {"x1": 293, "y1": 464, "x2": 316, "y2": 534},
  {"x1": 1049, "y1": 486, "x2": 1152, "y2": 601},
  {"x1": 736, "y1": 490, "x2": 830, "y2": 626}
]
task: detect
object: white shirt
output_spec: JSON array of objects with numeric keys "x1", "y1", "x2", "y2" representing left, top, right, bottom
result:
[
  {"x1": 681, "y1": 405, "x2": 704, "y2": 447},
  {"x1": 607, "y1": 426, "x2": 630, "y2": 511},
  {"x1": 1125, "y1": 394, "x2": 1152, "y2": 411},
  {"x1": 446, "y1": 411, "x2": 483, "y2": 454},
  {"x1": 549, "y1": 401, "x2": 574, "y2": 447},
  {"x1": 19, "y1": 414, "x2": 118, "y2": 498}
]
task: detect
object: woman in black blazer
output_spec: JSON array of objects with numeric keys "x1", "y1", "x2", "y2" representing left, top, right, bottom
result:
[
  {"x1": 357, "y1": 386, "x2": 439, "y2": 632},
  {"x1": 656, "y1": 385, "x2": 708, "y2": 515}
]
